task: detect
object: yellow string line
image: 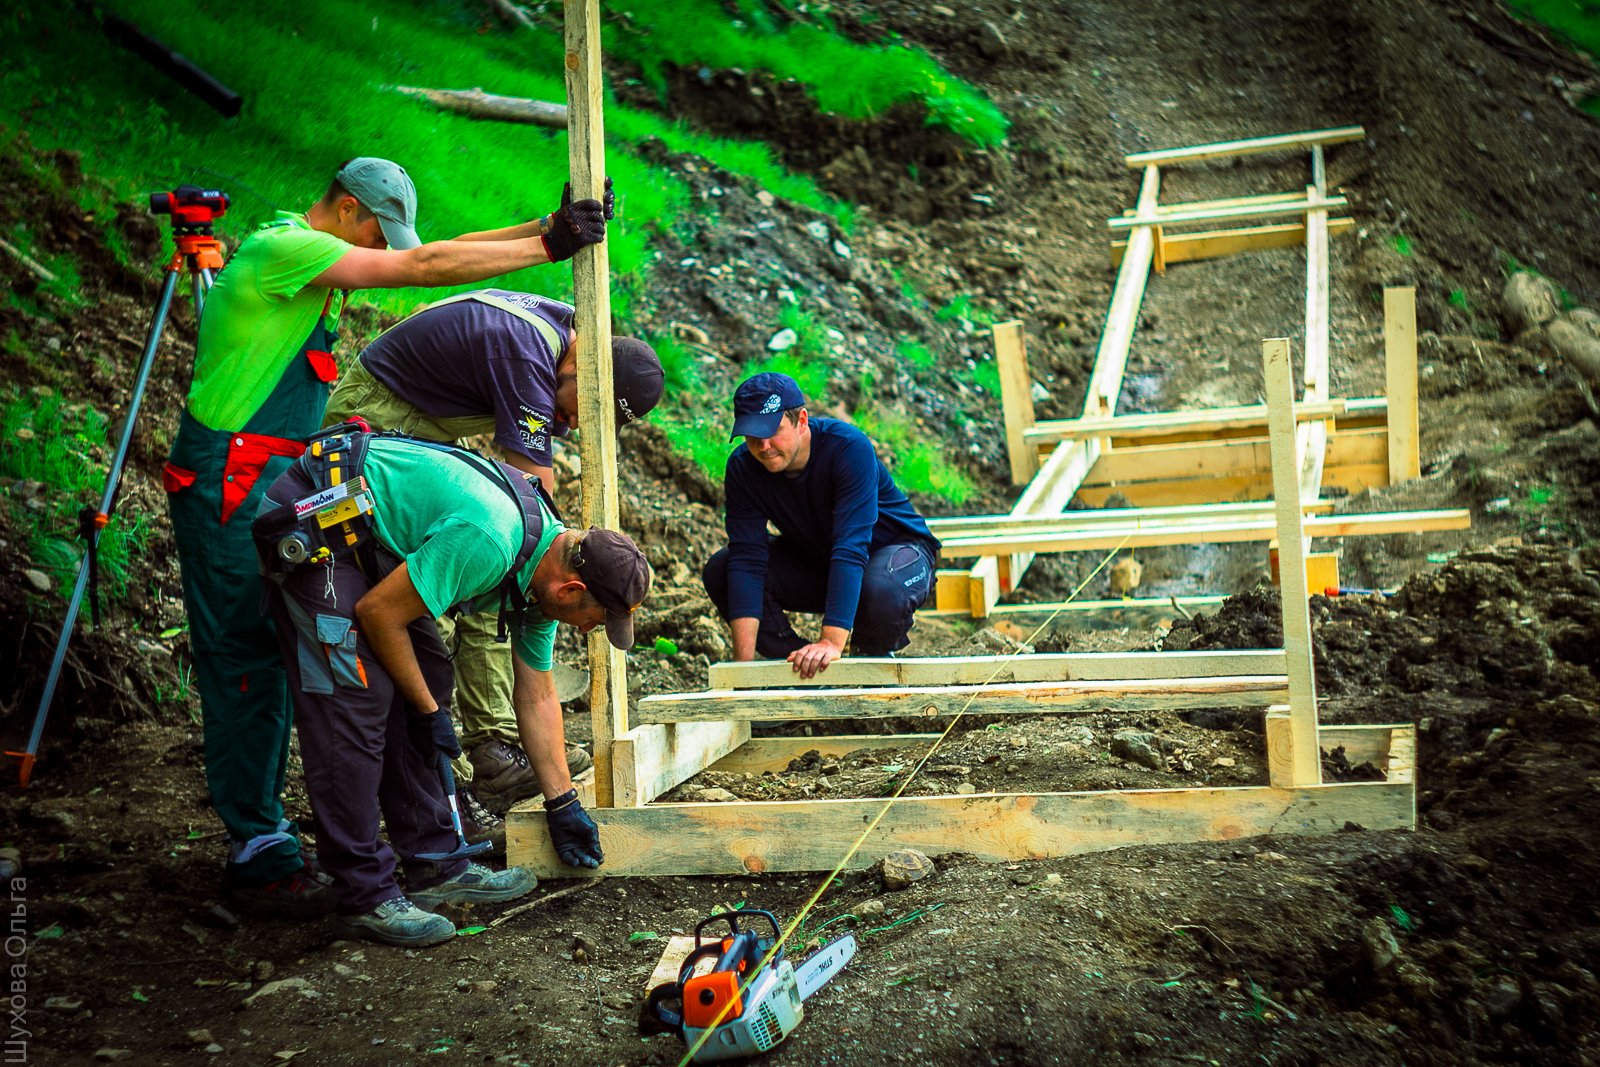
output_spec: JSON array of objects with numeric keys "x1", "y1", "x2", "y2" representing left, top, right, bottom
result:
[{"x1": 674, "y1": 535, "x2": 1134, "y2": 1066}]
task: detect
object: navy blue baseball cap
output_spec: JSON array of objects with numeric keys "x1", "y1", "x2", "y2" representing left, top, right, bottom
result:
[{"x1": 730, "y1": 372, "x2": 806, "y2": 440}]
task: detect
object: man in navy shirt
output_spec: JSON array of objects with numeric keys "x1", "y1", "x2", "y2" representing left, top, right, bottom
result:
[{"x1": 702, "y1": 373, "x2": 940, "y2": 679}]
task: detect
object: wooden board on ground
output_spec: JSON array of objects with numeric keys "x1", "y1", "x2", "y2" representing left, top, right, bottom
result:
[
  {"x1": 634, "y1": 676, "x2": 1290, "y2": 723},
  {"x1": 1085, "y1": 427, "x2": 1386, "y2": 484},
  {"x1": 709, "y1": 735, "x2": 943, "y2": 775},
  {"x1": 612, "y1": 721, "x2": 752, "y2": 807},
  {"x1": 507, "y1": 765, "x2": 597, "y2": 817},
  {"x1": 707, "y1": 650, "x2": 1288, "y2": 689},
  {"x1": 507, "y1": 778, "x2": 1413, "y2": 877},
  {"x1": 1024, "y1": 399, "x2": 1361, "y2": 445},
  {"x1": 644, "y1": 936, "x2": 698, "y2": 992}
]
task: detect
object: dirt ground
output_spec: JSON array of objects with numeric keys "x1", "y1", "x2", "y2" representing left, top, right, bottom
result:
[{"x1": 4, "y1": 0, "x2": 1600, "y2": 1063}]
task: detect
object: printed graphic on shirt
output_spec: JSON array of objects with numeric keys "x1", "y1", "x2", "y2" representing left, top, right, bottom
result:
[{"x1": 519, "y1": 405, "x2": 551, "y2": 457}]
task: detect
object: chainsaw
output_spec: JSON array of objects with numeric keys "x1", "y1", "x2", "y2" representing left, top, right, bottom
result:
[{"x1": 640, "y1": 909, "x2": 857, "y2": 1062}]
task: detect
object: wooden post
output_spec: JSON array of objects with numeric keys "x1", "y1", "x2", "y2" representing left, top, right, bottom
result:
[
  {"x1": 1385, "y1": 286, "x2": 1420, "y2": 482},
  {"x1": 565, "y1": 0, "x2": 627, "y2": 807},
  {"x1": 1261, "y1": 338, "x2": 1321, "y2": 787},
  {"x1": 994, "y1": 321, "x2": 1038, "y2": 485},
  {"x1": 1297, "y1": 152, "x2": 1331, "y2": 506}
]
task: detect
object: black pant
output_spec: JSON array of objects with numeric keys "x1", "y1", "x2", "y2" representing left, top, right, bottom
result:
[{"x1": 703, "y1": 540, "x2": 935, "y2": 658}]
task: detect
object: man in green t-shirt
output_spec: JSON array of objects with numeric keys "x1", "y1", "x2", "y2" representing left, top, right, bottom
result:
[
  {"x1": 254, "y1": 437, "x2": 647, "y2": 948},
  {"x1": 164, "y1": 156, "x2": 613, "y2": 920}
]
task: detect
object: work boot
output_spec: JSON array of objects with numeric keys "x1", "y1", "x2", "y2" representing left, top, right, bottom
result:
[
  {"x1": 566, "y1": 741, "x2": 594, "y2": 777},
  {"x1": 336, "y1": 897, "x2": 456, "y2": 948},
  {"x1": 409, "y1": 862, "x2": 536, "y2": 912},
  {"x1": 468, "y1": 740, "x2": 543, "y2": 811},
  {"x1": 456, "y1": 784, "x2": 506, "y2": 856},
  {"x1": 230, "y1": 868, "x2": 337, "y2": 920}
]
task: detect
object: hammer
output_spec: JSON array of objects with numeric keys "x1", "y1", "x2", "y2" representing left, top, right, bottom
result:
[{"x1": 418, "y1": 753, "x2": 492, "y2": 863}]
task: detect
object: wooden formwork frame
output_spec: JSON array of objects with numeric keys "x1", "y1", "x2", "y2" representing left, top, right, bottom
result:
[{"x1": 508, "y1": 127, "x2": 1424, "y2": 874}]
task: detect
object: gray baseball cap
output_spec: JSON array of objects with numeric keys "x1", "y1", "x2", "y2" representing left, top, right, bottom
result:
[{"x1": 334, "y1": 157, "x2": 420, "y2": 250}]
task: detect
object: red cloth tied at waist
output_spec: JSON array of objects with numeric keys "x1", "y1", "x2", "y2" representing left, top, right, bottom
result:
[{"x1": 221, "y1": 432, "x2": 305, "y2": 524}]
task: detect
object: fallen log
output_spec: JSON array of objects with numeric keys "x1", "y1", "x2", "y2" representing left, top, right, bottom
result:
[{"x1": 385, "y1": 85, "x2": 568, "y2": 129}]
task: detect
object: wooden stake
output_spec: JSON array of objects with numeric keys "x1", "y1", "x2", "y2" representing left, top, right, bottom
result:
[
  {"x1": 1109, "y1": 217, "x2": 1354, "y2": 267},
  {"x1": 1261, "y1": 338, "x2": 1321, "y2": 787},
  {"x1": 565, "y1": 0, "x2": 626, "y2": 807},
  {"x1": 1298, "y1": 170, "x2": 1331, "y2": 506},
  {"x1": 1385, "y1": 287, "x2": 1421, "y2": 482},
  {"x1": 994, "y1": 321, "x2": 1039, "y2": 485}
]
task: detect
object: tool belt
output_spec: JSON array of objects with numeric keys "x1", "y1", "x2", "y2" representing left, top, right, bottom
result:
[{"x1": 251, "y1": 423, "x2": 560, "y2": 642}]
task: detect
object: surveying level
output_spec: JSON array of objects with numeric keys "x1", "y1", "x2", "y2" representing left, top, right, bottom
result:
[{"x1": 7, "y1": 185, "x2": 230, "y2": 788}]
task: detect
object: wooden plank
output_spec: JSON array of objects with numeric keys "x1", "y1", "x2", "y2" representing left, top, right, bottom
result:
[
  {"x1": 935, "y1": 569, "x2": 971, "y2": 611},
  {"x1": 507, "y1": 779, "x2": 1413, "y2": 877},
  {"x1": 1303, "y1": 551, "x2": 1340, "y2": 596},
  {"x1": 645, "y1": 936, "x2": 698, "y2": 992},
  {"x1": 1119, "y1": 191, "x2": 1306, "y2": 217},
  {"x1": 1072, "y1": 464, "x2": 1390, "y2": 508},
  {"x1": 1024, "y1": 399, "x2": 1356, "y2": 444},
  {"x1": 1110, "y1": 217, "x2": 1354, "y2": 266},
  {"x1": 1298, "y1": 175, "x2": 1332, "y2": 506},
  {"x1": 612, "y1": 721, "x2": 752, "y2": 807},
  {"x1": 967, "y1": 165, "x2": 1162, "y2": 615},
  {"x1": 919, "y1": 594, "x2": 1229, "y2": 624},
  {"x1": 994, "y1": 321, "x2": 1039, "y2": 485},
  {"x1": 928, "y1": 500, "x2": 1332, "y2": 537},
  {"x1": 1124, "y1": 126, "x2": 1366, "y2": 167},
  {"x1": 1385, "y1": 287, "x2": 1421, "y2": 482},
  {"x1": 1107, "y1": 195, "x2": 1347, "y2": 231},
  {"x1": 1262, "y1": 338, "x2": 1321, "y2": 788},
  {"x1": 506, "y1": 766, "x2": 596, "y2": 815},
  {"x1": 1086, "y1": 428, "x2": 1387, "y2": 485},
  {"x1": 634, "y1": 676, "x2": 1290, "y2": 723},
  {"x1": 1317, "y1": 724, "x2": 1398, "y2": 770},
  {"x1": 566, "y1": 0, "x2": 627, "y2": 807},
  {"x1": 936, "y1": 508, "x2": 1470, "y2": 558},
  {"x1": 709, "y1": 735, "x2": 943, "y2": 775},
  {"x1": 708, "y1": 650, "x2": 1288, "y2": 689}
]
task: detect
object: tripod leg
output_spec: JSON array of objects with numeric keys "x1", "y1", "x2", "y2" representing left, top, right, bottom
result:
[{"x1": 8, "y1": 266, "x2": 182, "y2": 788}]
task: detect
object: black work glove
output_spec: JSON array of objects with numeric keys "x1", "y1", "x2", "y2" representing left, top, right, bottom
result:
[
  {"x1": 409, "y1": 707, "x2": 461, "y2": 760},
  {"x1": 541, "y1": 178, "x2": 611, "y2": 262},
  {"x1": 546, "y1": 796, "x2": 603, "y2": 869},
  {"x1": 568, "y1": 175, "x2": 615, "y2": 220}
]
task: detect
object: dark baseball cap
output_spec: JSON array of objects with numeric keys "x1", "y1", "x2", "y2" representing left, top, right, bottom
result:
[
  {"x1": 573, "y1": 528, "x2": 651, "y2": 650},
  {"x1": 730, "y1": 372, "x2": 806, "y2": 441},
  {"x1": 334, "y1": 157, "x2": 420, "y2": 250},
  {"x1": 612, "y1": 337, "x2": 664, "y2": 426}
]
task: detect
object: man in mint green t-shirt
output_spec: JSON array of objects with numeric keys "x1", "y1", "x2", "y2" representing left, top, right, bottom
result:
[
  {"x1": 165, "y1": 156, "x2": 615, "y2": 921},
  {"x1": 254, "y1": 437, "x2": 649, "y2": 948}
]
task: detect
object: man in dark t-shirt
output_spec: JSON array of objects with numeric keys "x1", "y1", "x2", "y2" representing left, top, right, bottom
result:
[
  {"x1": 702, "y1": 372, "x2": 940, "y2": 680},
  {"x1": 322, "y1": 290, "x2": 662, "y2": 844}
]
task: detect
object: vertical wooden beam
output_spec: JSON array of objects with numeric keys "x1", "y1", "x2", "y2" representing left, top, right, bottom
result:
[
  {"x1": 565, "y1": 0, "x2": 626, "y2": 807},
  {"x1": 1384, "y1": 286, "x2": 1420, "y2": 482},
  {"x1": 1262, "y1": 337, "x2": 1321, "y2": 787},
  {"x1": 1296, "y1": 147, "x2": 1331, "y2": 508},
  {"x1": 995, "y1": 321, "x2": 1039, "y2": 486},
  {"x1": 965, "y1": 165, "x2": 1161, "y2": 615}
]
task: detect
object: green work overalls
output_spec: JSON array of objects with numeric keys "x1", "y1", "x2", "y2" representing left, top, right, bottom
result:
[{"x1": 165, "y1": 293, "x2": 342, "y2": 887}]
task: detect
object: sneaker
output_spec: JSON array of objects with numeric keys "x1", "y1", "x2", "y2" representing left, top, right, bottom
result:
[
  {"x1": 298, "y1": 848, "x2": 333, "y2": 886},
  {"x1": 456, "y1": 784, "x2": 506, "y2": 856},
  {"x1": 468, "y1": 740, "x2": 544, "y2": 810},
  {"x1": 409, "y1": 862, "x2": 536, "y2": 911},
  {"x1": 336, "y1": 897, "x2": 456, "y2": 948},
  {"x1": 230, "y1": 868, "x2": 337, "y2": 920}
]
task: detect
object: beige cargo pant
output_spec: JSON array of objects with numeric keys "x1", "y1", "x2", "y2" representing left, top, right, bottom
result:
[{"x1": 323, "y1": 360, "x2": 521, "y2": 786}]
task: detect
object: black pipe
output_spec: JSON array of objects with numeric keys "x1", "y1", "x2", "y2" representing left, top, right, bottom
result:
[{"x1": 100, "y1": 12, "x2": 243, "y2": 118}]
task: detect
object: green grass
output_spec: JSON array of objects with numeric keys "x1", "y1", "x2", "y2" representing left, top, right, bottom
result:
[
  {"x1": 607, "y1": 0, "x2": 1007, "y2": 147},
  {"x1": 748, "y1": 351, "x2": 829, "y2": 403},
  {"x1": 3, "y1": 221, "x2": 89, "y2": 313},
  {"x1": 0, "y1": 390, "x2": 150, "y2": 601},
  {"x1": 854, "y1": 404, "x2": 974, "y2": 504},
  {"x1": 653, "y1": 409, "x2": 734, "y2": 478},
  {"x1": 1510, "y1": 1, "x2": 1600, "y2": 57},
  {"x1": 1387, "y1": 233, "x2": 1414, "y2": 257},
  {"x1": 898, "y1": 340, "x2": 935, "y2": 370},
  {"x1": 0, "y1": 0, "x2": 928, "y2": 315},
  {"x1": 935, "y1": 294, "x2": 995, "y2": 326},
  {"x1": 971, "y1": 359, "x2": 1001, "y2": 396},
  {"x1": 776, "y1": 302, "x2": 830, "y2": 360}
]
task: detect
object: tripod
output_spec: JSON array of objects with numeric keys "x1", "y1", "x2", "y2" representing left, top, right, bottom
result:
[{"x1": 8, "y1": 187, "x2": 229, "y2": 788}]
